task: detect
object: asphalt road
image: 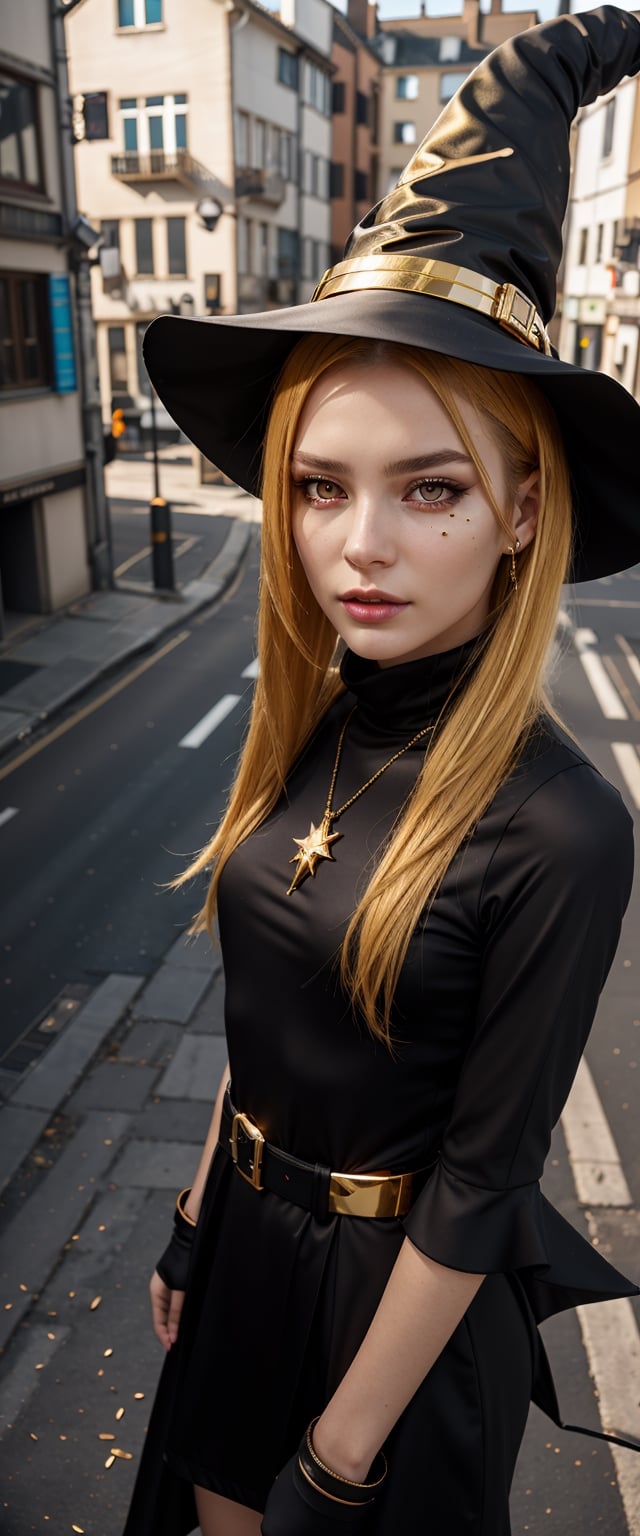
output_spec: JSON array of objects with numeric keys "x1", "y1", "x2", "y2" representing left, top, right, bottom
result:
[
  {"x1": 1, "y1": 547, "x2": 639, "y2": 1533},
  {"x1": 108, "y1": 497, "x2": 233, "y2": 590}
]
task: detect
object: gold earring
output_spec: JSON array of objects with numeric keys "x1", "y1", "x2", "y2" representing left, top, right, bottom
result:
[{"x1": 508, "y1": 538, "x2": 521, "y2": 592}]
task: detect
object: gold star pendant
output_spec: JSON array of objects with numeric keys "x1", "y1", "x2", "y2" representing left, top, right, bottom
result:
[{"x1": 286, "y1": 815, "x2": 342, "y2": 895}]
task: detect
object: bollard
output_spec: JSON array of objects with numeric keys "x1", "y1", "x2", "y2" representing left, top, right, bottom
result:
[{"x1": 150, "y1": 496, "x2": 175, "y2": 591}]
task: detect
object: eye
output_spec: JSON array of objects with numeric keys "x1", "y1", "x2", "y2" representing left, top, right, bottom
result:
[
  {"x1": 404, "y1": 478, "x2": 468, "y2": 510},
  {"x1": 292, "y1": 476, "x2": 346, "y2": 505}
]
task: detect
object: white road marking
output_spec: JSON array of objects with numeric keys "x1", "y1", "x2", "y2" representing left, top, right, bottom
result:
[
  {"x1": 242, "y1": 657, "x2": 259, "y2": 679},
  {"x1": 560, "y1": 615, "x2": 630, "y2": 717},
  {"x1": 617, "y1": 633, "x2": 640, "y2": 691},
  {"x1": 576, "y1": 1294, "x2": 640, "y2": 1532},
  {"x1": 179, "y1": 694, "x2": 240, "y2": 749},
  {"x1": 561, "y1": 1057, "x2": 633, "y2": 1206},
  {"x1": 579, "y1": 655, "x2": 628, "y2": 718},
  {"x1": 611, "y1": 743, "x2": 640, "y2": 810},
  {"x1": 0, "y1": 807, "x2": 18, "y2": 829}
]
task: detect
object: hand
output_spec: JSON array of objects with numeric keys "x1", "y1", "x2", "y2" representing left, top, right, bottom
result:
[
  {"x1": 261, "y1": 1448, "x2": 374, "y2": 1533},
  {"x1": 149, "y1": 1269, "x2": 185, "y2": 1351}
]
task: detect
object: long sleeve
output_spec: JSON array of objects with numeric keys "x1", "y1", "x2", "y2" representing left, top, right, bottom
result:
[{"x1": 403, "y1": 760, "x2": 636, "y2": 1320}]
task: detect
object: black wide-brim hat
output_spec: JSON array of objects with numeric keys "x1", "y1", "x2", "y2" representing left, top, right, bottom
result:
[{"x1": 143, "y1": 5, "x2": 640, "y2": 583}]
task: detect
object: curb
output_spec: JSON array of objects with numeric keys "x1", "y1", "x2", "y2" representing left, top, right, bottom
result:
[
  {"x1": 0, "y1": 517, "x2": 253, "y2": 764},
  {"x1": 0, "y1": 932, "x2": 221, "y2": 1354}
]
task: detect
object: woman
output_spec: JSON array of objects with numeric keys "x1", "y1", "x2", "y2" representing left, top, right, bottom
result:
[{"x1": 124, "y1": 9, "x2": 640, "y2": 1535}]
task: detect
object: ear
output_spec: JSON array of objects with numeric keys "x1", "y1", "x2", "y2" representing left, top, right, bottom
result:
[{"x1": 510, "y1": 469, "x2": 539, "y2": 552}]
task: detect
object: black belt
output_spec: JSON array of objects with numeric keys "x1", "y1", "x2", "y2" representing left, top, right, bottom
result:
[{"x1": 219, "y1": 1085, "x2": 433, "y2": 1221}]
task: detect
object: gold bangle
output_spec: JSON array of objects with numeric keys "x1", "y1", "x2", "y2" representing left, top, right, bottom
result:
[
  {"x1": 176, "y1": 1187, "x2": 197, "y2": 1227},
  {"x1": 306, "y1": 1418, "x2": 388, "y2": 1490}
]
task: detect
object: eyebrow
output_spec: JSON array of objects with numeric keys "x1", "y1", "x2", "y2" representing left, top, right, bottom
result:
[{"x1": 291, "y1": 450, "x2": 473, "y2": 475}]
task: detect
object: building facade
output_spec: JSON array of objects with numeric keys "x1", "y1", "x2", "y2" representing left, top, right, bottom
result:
[
  {"x1": 560, "y1": 81, "x2": 640, "y2": 395},
  {"x1": 375, "y1": 1, "x2": 538, "y2": 200},
  {"x1": 330, "y1": 1, "x2": 380, "y2": 266},
  {"x1": 67, "y1": 0, "x2": 235, "y2": 440},
  {"x1": 232, "y1": 0, "x2": 333, "y2": 313},
  {"x1": 0, "y1": 0, "x2": 93, "y2": 635}
]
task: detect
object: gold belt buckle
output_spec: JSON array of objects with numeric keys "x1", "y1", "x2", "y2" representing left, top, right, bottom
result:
[
  {"x1": 230, "y1": 1110, "x2": 265, "y2": 1190},
  {"x1": 328, "y1": 1170, "x2": 413, "y2": 1219}
]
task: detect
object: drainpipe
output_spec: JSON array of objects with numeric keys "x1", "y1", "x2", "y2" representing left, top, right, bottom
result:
[{"x1": 51, "y1": 1, "x2": 113, "y2": 591}]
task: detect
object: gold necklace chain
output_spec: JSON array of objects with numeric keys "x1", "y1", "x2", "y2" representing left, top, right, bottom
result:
[{"x1": 287, "y1": 705, "x2": 436, "y2": 895}]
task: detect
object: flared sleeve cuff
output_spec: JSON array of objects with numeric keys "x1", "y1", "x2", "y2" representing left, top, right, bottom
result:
[{"x1": 402, "y1": 1160, "x2": 640, "y2": 1323}]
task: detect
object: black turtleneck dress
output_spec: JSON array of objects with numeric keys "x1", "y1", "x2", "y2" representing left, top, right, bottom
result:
[{"x1": 124, "y1": 637, "x2": 638, "y2": 1536}]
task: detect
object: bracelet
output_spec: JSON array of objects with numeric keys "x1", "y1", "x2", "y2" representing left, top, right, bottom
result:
[
  {"x1": 176, "y1": 1187, "x2": 197, "y2": 1229},
  {"x1": 297, "y1": 1418, "x2": 388, "y2": 1507}
]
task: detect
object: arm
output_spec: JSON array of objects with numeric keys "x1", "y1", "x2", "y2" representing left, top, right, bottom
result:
[
  {"x1": 314, "y1": 763, "x2": 634, "y2": 1480},
  {"x1": 313, "y1": 1244, "x2": 484, "y2": 1480},
  {"x1": 184, "y1": 1055, "x2": 230, "y2": 1222},
  {"x1": 150, "y1": 1055, "x2": 229, "y2": 1348}
]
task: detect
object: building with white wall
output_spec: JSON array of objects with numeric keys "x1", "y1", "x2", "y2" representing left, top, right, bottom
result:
[
  {"x1": 560, "y1": 79, "x2": 640, "y2": 395},
  {"x1": 67, "y1": 0, "x2": 235, "y2": 436},
  {"x1": 232, "y1": 0, "x2": 333, "y2": 311},
  {"x1": 0, "y1": 0, "x2": 93, "y2": 636}
]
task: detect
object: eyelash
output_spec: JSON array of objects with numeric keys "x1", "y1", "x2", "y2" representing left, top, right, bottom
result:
[{"x1": 292, "y1": 475, "x2": 469, "y2": 510}]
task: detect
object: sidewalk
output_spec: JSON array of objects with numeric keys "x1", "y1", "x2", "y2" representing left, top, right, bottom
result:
[
  {"x1": 0, "y1": 452, "x2": 259, "y2": 762},
  {"x1": 0, "y1": 927, "x2": 226, "y2": 1535}
]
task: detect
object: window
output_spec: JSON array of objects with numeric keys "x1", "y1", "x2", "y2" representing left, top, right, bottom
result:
[
  {"x1": 356, "y1": 91, "x2": 369, "y2": 127},
  {"x1": 332, "y1": 80, "x2": 345, "y2": 114},
  {"x1": 252, "y1": 119, "x2": 266, "y2": 169},
  {"x1": 279, "y1": 130, "x2": 293, "y2": 180},
  {"x1": 0, "y1": 272, "x2": 50, "y2": 391},
  {"x1": 235, "y1": 110, "x2": 249, "y2": 166},
  {"x1": 440, "y1": 71, "x2": 469, "y2": 103},
  {"x1": 108, "y1": 325, "x2": 128, "y2": 396},
  {"x1": 268, "y1": 125, "x2": 280, "y2": 173},
  {"x1": 278, "y1": 49, "x2": 299, "y2": 90},
  {"x1": 135, "y1": 218, "x2": 154, "y2": 273},
  {"x1": 84, "y1": 92, "x2": 109, "y2": 140},
  {"x1": 439, "y1": 35, "x2": 461, "y2": 62},
  {"x1": 167, "y1": 217, "x2": 186, "y2": 275},
  {"x1": 119, "y1": 95, "x2": 187, "y2": 157},
  {"x1": 256, "y1": 223, "x2": 269, "y2": 277},
  {"x1": 595, "y1": 223, "x2": 604, "y2": 263},
  {"x1": 237, "y1": 217, "x2": 248, "y2": 277},
  {"x1": 304, "y1": 63, "x2": 330, "y2": 114},
  {"x1": 330, "y1": 162, "x2": 344, "y2": 198},
  {"x1": 393, "y1": 121, "x2": 416, "y2": 145},
  {"x1": 396, "y1": 75, "x2": 418, "y2": 100},
  {"x1": 118, "y1": 0, "x2": 163, "y2": 27},
  {"x1": 302, "y1": 149, "x2": 313, "y2": 194},
  {"x1": 0, "y1": 74, "x2": 41, "y2": 188},
  {"x1": 101, "y1": 219, "x2": 120, "y2": 252},
  {"x1": 302, "y1": 236, "x2": 313, "y2": 282},
  {"x1": 578, "y1": 227, "x2": 589, "y2": 265},
  {"x1": 277, "y1": 226, "x2": 298, "y2": 281},
  {"x1": 354, "y1": 168, "x2": 368, "y2": 201},
  {"x1": 602, "y1": 98, "x2": 616, "y2": 159}
]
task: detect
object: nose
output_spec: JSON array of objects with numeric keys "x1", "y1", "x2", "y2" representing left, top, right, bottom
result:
[{"x1": 341, "y1": 493, "x2": 396, "y2": 571}]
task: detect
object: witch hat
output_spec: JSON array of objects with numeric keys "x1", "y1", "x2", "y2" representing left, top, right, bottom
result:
[{"x1": 143, "y1": 5, "x2": 640, "y2": 582}]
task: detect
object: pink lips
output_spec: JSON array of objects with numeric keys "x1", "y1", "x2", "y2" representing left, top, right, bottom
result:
[{"x1": 339, "y1": 589, "x2": 409, "y2": 623}]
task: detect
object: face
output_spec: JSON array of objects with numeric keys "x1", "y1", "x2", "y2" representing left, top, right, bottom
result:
[{"x1": 290, "y1": 359, "x2": 538, "y2": 666}]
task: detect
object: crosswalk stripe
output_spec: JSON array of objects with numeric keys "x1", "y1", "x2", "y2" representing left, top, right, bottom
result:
[
  {"x1": 0, "y1": 807, "x2": 18, "y2": 829},
  {"x1": 242, "y1": 657, "x2": 259, "y2": 679},
  {"x1": 611, "y1": 743, "x2": 640, "y2": 810},
  {"x1": 561, "y1": 1057, "x2": 633, "y2": 1207},
  {"x1": 179, "y1": 694, "x2": 240, "y2": 749}
]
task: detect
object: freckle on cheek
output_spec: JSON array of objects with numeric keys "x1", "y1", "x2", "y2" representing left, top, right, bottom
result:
[{"x1": 441, "y1": 531, "x2": 448, "y2": 537}]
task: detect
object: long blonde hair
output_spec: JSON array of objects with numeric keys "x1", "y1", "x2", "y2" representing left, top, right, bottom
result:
[{"x1": 169, "y1": 335, "x2": 573, "y2": 1048}]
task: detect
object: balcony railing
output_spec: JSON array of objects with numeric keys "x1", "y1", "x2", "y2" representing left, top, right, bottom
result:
[
  {"x1": 111, "y1": 149, "x2": 216, "y2": 190},
  {"x1": 235, "y1": 166, "x2": 286, "y2": 206}
]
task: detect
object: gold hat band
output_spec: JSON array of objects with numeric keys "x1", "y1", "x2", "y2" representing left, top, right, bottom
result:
[{"x1": 312, "y1": 254, "x2": 553, "y2": 357}]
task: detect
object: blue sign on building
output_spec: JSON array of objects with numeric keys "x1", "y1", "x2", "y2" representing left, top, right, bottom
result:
[{"x1": 48, "y1": 274, "x2": 78, "y2": 394}]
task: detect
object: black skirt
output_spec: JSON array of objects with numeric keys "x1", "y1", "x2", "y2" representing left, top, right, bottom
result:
[{"x1": 123, "y1": 1144, "x2": 535, "y2": 1535}]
